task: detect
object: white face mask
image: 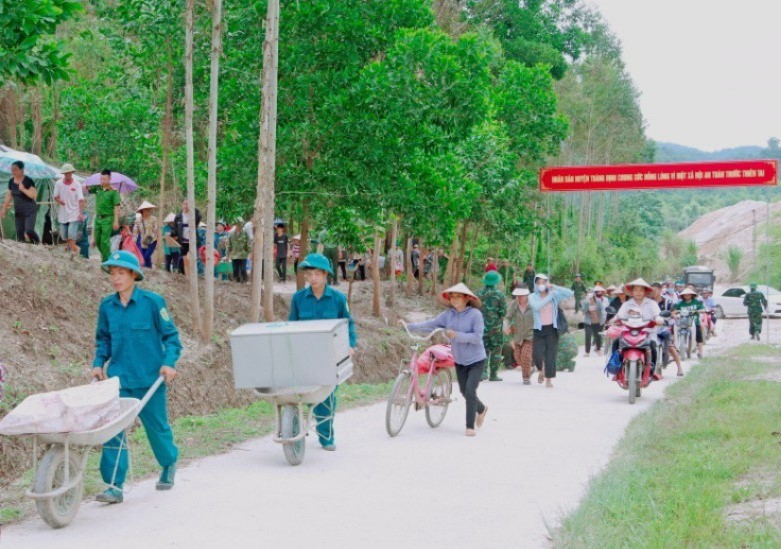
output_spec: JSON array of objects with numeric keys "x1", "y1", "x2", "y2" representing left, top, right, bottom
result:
[{"x1": 537, "y1": 284, "x2": 547, "y2": 293}]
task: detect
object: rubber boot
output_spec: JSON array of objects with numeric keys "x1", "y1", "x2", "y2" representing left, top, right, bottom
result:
[{"x1": 488, "y1": 359, "x2": 502, "y2": 381}]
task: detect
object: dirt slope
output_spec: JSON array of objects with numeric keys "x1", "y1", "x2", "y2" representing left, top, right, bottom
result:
[
  {"x1": 677, "y1": 199, "x2": 781, "y2": 281},
  {"x1": 0, "y1": 240, "x2": 437, "y2": 483}
]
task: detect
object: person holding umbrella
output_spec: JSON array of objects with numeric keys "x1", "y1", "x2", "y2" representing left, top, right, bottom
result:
[
  {"x1": 88, "y1": 170, "x2": 121, "y2": 262},
  {"x1": 1, "y1": 160, "x2": 40, "y2": 244}
]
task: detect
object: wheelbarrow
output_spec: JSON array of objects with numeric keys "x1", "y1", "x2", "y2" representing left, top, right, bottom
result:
[
  {"x1": 17, "y1": 376, "x2": 164, "y2": 528},
  {"x1": 230, "y1": 319, "x2": 354, "y2": 466},
  {"x1": 254, "y1": 384, "x2": 337, "y2": 466}
]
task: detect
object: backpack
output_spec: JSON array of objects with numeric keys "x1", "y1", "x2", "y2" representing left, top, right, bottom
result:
[
  {"x1": 556, "y1": 306, "x2": 568, "y2": 335},
  {"x1": 604, "y1": 350, "x2": 622, "y2": 376}
]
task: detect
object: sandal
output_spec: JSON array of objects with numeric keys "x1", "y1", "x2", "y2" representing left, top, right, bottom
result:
[
  {"x1": 465, "y1": 429, "x2": 476, "y2": 437},
  {"x1": 538, "y1": 371, "x2": 545, "y2": 384},
  {"x1": 476, "y1": 407, "x2": 488, "y2": 428},
  {"x1": 677, "y1": 372, "x2": 684, "y2": 377}
]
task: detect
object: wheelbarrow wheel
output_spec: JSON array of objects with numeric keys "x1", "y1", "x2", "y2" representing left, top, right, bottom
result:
[
  {"x1": 281, "y1": 405, "x2": 306, "y2": 466},
  {"x1": 33, "y1": 446, "x2": 83, "y2": 528},
  {"x1": 425, "y1": 368, "x2": 452, "y2": 428}
]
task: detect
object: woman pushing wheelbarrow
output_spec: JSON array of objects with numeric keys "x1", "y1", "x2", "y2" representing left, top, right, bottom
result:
[{"x1": 91, "y1": 250, "x2": 182, "y2": 503}]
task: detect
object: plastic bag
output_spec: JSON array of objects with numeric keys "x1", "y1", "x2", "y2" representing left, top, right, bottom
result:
[
  {"x1": 0, "y1": 377, "x2": 121, "y2": 435},
  {"x1": 604, "y1": 350, "x2": 622, "y2": 376}
]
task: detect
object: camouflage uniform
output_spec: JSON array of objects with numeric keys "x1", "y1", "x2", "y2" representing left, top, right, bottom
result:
[
  {"x1": 522, "y1": 268, "x2": 536, "y2": 291},
  {"x1": 556, "y1": 332, "x2": 578, "y2": 372},
  {"x1": 477, "y1": 285, "x2": 507, "y2": 380},
  {"x1": 572, "y1": 279, "x2": 586, "y2": 312},
  {"x1": 743, "y1": 288, "x2": 767, "y2": 339}
]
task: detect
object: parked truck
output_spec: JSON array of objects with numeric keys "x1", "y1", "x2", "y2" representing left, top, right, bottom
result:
[{"x1": 683, "y1": 265, "x2": 716, "y2": 293}]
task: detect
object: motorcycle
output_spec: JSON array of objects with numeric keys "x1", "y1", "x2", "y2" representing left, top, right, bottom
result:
[
  {"x1": 605, "y1": 309, "x2": 669, "y2": 405},
  {"x1": 699, "y1": 310, "x2": 714, "y2": 342},
  {"x1": 675, "y1": 310, "x2": 694, "y2": 359}
]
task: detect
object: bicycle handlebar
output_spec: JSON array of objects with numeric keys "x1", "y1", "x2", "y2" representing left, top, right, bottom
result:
[{"x1": 400, "y1": 322, "x2": 449, "y2": 343}]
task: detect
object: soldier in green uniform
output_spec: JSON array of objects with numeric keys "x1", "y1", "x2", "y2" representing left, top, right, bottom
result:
[
  {"x1": 477, "y1": 271, "x2": 507, "y2": 381},
  {"x1": 743, "y1": 283, "x2": 767, "y2": 340},
  {"x1": 571, "y1": 274, "x2": 586, "y2": 313},
  {"x1": 88, "y1": 169, "x2": 121, "y2": 262}
]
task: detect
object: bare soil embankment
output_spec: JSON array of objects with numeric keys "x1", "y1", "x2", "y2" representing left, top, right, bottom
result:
[{"x1": 0, "y1": 240, "x2": 438, "y2": 483}]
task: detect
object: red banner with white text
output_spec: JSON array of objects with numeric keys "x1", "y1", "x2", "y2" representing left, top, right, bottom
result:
[{"x1": 539, "y1": 160, "x2": 778, "y2": 192}]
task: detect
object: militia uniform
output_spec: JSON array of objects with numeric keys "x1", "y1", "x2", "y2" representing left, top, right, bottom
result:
[
  {"x1": 477, "y1": 271, "x2": 507, "y2": 381},
  {"x1": 571, "y1": 276, "x2": 586, "y2": 313},
  {"x1": 743, "y1": 284, "x2": 767, "y2": 340}
]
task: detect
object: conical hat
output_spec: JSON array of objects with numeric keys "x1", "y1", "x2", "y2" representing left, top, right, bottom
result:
[
  {"x1": 624, "y1": 278, "x2": 653, "y2": 293},
  {"x1": 163, "y1": 212, "x2": 176, "y2": 223},
  {"x1": 442, "y1": 283, "x2": 482, "y2": 308},
  {"x1": 679, "y1": 288, "x2": 698, "y2": 297},
  {"x1": 136, "y1": 200, "x2": 157, "y2": 212}
]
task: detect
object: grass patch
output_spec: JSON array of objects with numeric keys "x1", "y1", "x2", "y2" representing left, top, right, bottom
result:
[
  {"x1": 1, "y1": 381, "x2": 391, "y2": 523},
  {"x1": 554, "y1": 343, "x2": 781, "y2": 548}
]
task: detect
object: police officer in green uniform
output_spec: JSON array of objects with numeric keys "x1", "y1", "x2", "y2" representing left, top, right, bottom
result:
[
  {"x1": 289, "y1": 253, "x2": 356, "y2": 451},
  {"x1": 477, "y1": 271, "x2": 507, "y2": 381},
  {"x1": 88, "y1": 169, "x2": 121, "y2": 262},
  {"x1": 91, "y1": 251, "x2": 182, "y2": 503},
  {"x1": 571, "y1": 274, "x2": 586, "y2": 313},
  {"x1": 743, "y1": 283, "x2": 767, "y2": 340}
]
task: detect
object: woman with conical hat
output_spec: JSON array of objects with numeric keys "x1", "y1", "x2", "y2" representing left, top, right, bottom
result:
[
  {"x1": 133, "y1": 200, "x2": 158, "y2": 268},
  {"x1": 615, "y1": 278, "x2": 664, "y2": 381},
  {"x1": 406, "y1": 283, "x2": 488, "y2": 437},
  {"x1": 673, "y1": 287, "x2": 706, "y2": 358}
]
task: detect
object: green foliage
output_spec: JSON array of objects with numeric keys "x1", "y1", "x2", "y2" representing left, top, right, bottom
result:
[
  {"x1": 725, "y1": 245, "x2": 743, "y2": 282},
  {"x1": 0, "y1": 0, "x2": 83, "y2": 83}
]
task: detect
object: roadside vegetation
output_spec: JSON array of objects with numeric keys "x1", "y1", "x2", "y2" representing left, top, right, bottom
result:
[{"x1": 554, "y1": 343, "x2": 781, "y2": 547}]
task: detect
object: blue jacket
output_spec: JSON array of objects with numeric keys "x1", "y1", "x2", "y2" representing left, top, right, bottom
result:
[
  {"x1": 529, "y1": 285, "x2": 574, "y2": 330},
  {"x1": 289, "y1": 285, "x2": 357, "y2": 347},
  {"x1": 94, "y1": 287, "x2": 182, "y2": 389},
  {"x1": 407, "y1": 306, "x2": 486, "y2": 365}
]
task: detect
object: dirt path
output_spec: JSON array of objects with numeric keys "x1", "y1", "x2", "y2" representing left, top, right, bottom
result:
[{"x1": 4, "y1": 319, "x2": 776, "y2": 548}]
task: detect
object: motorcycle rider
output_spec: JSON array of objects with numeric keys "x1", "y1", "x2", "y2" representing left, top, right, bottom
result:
[
  {"x1": 614, "y1": 278, "x2": 664, "y2": 382},
  {"x1": 673, "y1": 288, "x2": 706, "y2": 359},
  {"x1": 652, "y1": 282, "x2": 684, "y2": 377}
]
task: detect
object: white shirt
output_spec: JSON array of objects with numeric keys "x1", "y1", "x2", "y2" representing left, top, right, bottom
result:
[{"x1": 53, "y1": 180, "x2": 84, "y2": 223}]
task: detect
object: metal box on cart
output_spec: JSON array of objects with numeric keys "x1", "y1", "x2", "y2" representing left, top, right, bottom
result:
[{"x1": 230, "y1": 319, "x2": 353, "y2": 390}]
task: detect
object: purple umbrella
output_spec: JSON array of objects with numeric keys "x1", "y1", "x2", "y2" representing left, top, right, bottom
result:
[{"x1": 84, "y1": 172, "x2": 138, "y2": 194}]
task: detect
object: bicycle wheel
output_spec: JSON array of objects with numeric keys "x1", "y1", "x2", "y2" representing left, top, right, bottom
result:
[
  {"x1": 385, "y1": 371, "x2": 413, "y2": 437},
  {"x1": 281, "y1": 405, "x2": 306, "y2": 466},
  {"x1": 628, "y1": 360, "x2": 637, "y2": 405},
  {"x1": 425, "y1": 368, "x2": 452, "y2": 428},
  {"x1": 33, "y1": 446, "x2": 84, "y2": 528}
]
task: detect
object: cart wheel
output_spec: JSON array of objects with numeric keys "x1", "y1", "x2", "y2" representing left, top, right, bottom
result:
[
  {"x1": 425, "y1": 368, "x2": 452, "y2": 428},
  {"x1": 385, "y1": 371, "x2": 413, "y2": 437},
  {"x1": 33, "y1": 446, "x2": 83, "y2": 528},
  {"x1": 281, "y1": 405, "x2": 306, "y2": 466}
]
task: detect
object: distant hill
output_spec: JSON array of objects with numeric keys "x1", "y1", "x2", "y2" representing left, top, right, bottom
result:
[{"x1": 654, "y1": 142, "x2": 765, "y2": 163}]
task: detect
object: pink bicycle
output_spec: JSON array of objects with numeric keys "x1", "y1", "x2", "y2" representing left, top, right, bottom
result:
[{"x1": 385, "y1": 323, "x2": 455, "y2": 437}]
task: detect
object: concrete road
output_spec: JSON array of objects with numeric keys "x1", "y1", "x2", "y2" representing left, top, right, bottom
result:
[{"x1": 4, "y1": 319, "x2": 765, "y2": 548}]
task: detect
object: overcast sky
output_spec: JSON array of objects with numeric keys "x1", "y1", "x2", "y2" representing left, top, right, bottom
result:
[{"x1": 587, "y1": 0, "x2": 780, "y2": 152}]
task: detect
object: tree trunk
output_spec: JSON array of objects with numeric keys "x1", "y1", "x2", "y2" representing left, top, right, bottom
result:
[
  {"x1": 296, "y1": 202, "x2": 309, "y2": 290},
  {"x1": 417, "y1": 240, "x2": 425, "y2": 296},
  {"x1": 250, "y1": 0, "x2": 280, "y2": 322},
  {"x1": 405, "y1": 235, "x2": 415, "y2": 295},
  {"x1": 455, "y1": 221, "x2": 468, "y2": 283},
  {"x1": 464, "y1": 225, "x2": 478, "y2": 287},
  {"x1": 48, "y1": 86, "x2": 59, "y2": 158},
  {"x1": 575, "y1": 193, "x2": 585, "y2": 273},
  {"x1": 372, "y1": 231, "x2": 383, "y2": 317},
  {"x1": 430, "y1": 248, "x2": 440, "y2": 296},
  {"x1": 31, "y1": 88, "x2": 42, "y2": 156},
  {"x1": 0, "y1": 86, "x2": 17, "y2": 147},
  {"x1": 595, "y1": 191, "x2": 606, "y2": 242},
  {"x1": 183, "y1": 0, "x2": 203, "y2": 339},
  {"x1": 203, "y1": 0, "x2": 223, "y2": 339},
  {"x1": 386, "y1": 218, "x2": 397, "y2": 307},
  {"x1": 156, "y1": 51, "x2": 174, "y2": 269},
  {"x1": 443, "y1": 235, "x2": 459, "y2": 287}
]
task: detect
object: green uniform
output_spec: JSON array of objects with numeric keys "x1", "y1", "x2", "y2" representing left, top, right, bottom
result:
[
  {"x1": 289, "y1": 285, "x2": 356, "y2": 447},
  {"x1": 227, "y1": 229, "x2": 251, "y2": 260},
  {"x1": 476, "y1": 286, "x2": 506, "y2": 380},
  {"x1": 323, "y1": 246, "x2": 340, "y2": 286},
  {"x1": 90, "y1": 186, "x2": 121, "y2": 262},
  {"x1": 93, "y1": 286, "x2": 182, "y2": 488},
  {"x1": 572, "y1": 280, "x2": 586, "y2": 312},
  {"x1": 743, "y1": 290, "x2": 767, "y2": 339}
]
